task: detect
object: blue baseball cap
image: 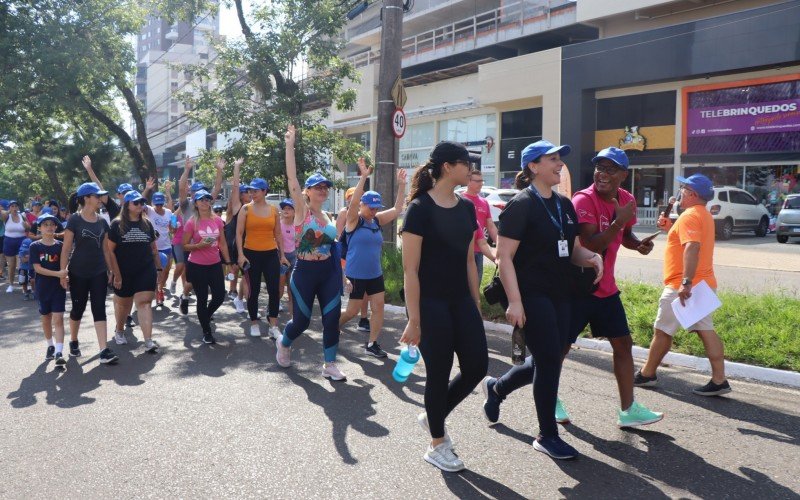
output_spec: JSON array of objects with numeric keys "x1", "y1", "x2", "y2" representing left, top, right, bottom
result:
[
  {"x1": 193, "y1": 189, "x2": 213, "y2": 201},
  {"x1": 592, "y1": 147, "x2": 629, "y2": 170},
  {"x1": 279, "y1": 198, "x2": 294, "y2": 209},
  {"x1": 77, "y1": 182, "x2": 109, "y2": 197},
  {"x1": 676, "y1": 174, "x2": 715, "y2": 201},
  {"x1": 31, "y1": 200, "x2": 42, "y2": 207},
  {"x1": 250, "y1": 178, "x2": 269, "y2": 191},
  {"x1": 123, "y1": 190, "x2": 145, "y2": 204},
  {"x1": 117, "y1": 183, "x2": 134, "y2": 194},
  {"x1": 520, "y1": 140, "x2": 571, "y2": 169},
  {"x1": 190, "y1": 181, "x2": 207, "y2": 193},
  {"x1": 361, "y1": 190, "x2": 384, "y2": 209},
  {"x1": 238, "y1": 184, "x2": 252, "y2": 194},
  {"x1": 304, "y1": 173, "x2": 333, "y2": 189},
  {"x1": 8, "y1": 199, "x2": 19, "y2": 207},
  {"x1": 152, "y1": 192, "x2": 166, "y2": 205},
  {"x1": 36, "y1": 213, "x2": 63, "y2": 231},
  {"x1": 40, "y1": 207, "x2": 53, "y2": 215},
  {"x1": 0, "y1": 200, "x2": 8, "y2": 210}
]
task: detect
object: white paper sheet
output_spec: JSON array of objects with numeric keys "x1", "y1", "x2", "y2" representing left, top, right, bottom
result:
[{"x1": 670, "y1": 280, "x2": 722, "y2": 329}]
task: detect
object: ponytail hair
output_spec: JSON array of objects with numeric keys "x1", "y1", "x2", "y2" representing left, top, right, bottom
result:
[
  {"x1": 406, "y1": 160, "x2": 441, "y2": 203},
  {"x1": 515, "y1": 159, "x2": 539, "y2": 189}
]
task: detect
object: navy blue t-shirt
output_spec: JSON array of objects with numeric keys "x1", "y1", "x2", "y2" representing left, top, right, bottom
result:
[{"x1": 29, "y1": 240, "x2": 63, "y2": 296}]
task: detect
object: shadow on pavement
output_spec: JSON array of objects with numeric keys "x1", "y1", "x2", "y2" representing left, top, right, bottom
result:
[
  {"x1": 441, "y1": 469, "x2": 528, "y2": 499},
  {"x1": 565, "y1": 425, "x2": 798, "y2": 498},
  {"x1": 554, "y1": 451, "x2": 670, "y2": 499},
  {"x1": 285, "y1": 370, "x2": 389, "y2": 465}
]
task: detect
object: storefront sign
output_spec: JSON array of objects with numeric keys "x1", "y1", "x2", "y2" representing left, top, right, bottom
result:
[
  {"x1": 687, "y1": 99, "x2": 800, "y2": 137},
  {"x1": 399, "y1": 149, "x2": 428, "y2": 169},
  {"x1": 619, "y1": 126, "x2": 646, "y2": 151}
]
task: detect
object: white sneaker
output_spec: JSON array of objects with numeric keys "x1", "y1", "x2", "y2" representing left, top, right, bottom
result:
[
  {"x1": 322, "y1": 362, "x2": 347, "y2": 381},
  {"x1": 114, "y1": 331, "x2": 128, "y2": 345},
  {"x1": 268, "y1": 325, "x2": 281, "y2": 340},
  {"x1": 233, "y1": 297, "x2": 246, "y2": 314},
  {"x1": 424, "y1": 442, "x2": 465, "y2": 473},
  {"x1": 249, "y1": 324, "x2": 261, "y2": 337},
  {"x1": 278, "y1": 303, "x2": 285, "y2": 312},
  {"x1": 418, "y1": 412, "x2": 453, "y2": 446},
  {"x1": 275, "y1": 334, "x2": 291, "y2": 368},
  {"x1": 5, "y1": 285, "x2": 13, "y2": 293},
  {"x1": 144, "y1": 339, "x2": 159, "y2": 353}
]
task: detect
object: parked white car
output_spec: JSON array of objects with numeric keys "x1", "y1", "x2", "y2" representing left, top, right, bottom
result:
[
  {"x1": 670, "y1": 186, "x2": 770, "y2": 240},
  {"x1": 776, "y1": 194, "x2": 800, "y2": 243},
  {"x1": 456, "y1": 187, "x2": 519, "y2": 223}
]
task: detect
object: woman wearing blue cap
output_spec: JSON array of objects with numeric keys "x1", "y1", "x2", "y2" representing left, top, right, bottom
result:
[
  {"x1": 107, "y1": 191, "x2": 161, "y2": 353},
  {"x1": 236, "y1": 176, "x2": 289, "y2": 339},
  {"x1": 277, "y1": 125, "x2": 345, "y2": 381},
  {"x1": 224, "y1": 158, "x2": 253, "y2": 311},
  {"x1": 60, "y1": 182, "x2": 119, "y2": 364},
  {"x1": 339, "y1": 157, "x2": 407, "y2": 358},
  {"x1": 399, "y1": 140, "x2": 487, "y2": 473},
  {"x1": 491, "y1": 140, "x2": 603, "y2": 460}
]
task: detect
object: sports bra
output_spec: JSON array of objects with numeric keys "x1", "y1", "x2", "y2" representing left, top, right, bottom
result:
[{"x1": 295, "y1": 210, "x2": 337, "y2": 260}]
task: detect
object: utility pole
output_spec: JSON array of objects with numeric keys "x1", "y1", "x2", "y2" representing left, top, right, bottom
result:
[{"x1": 374, "y1": 0, "x2": 404, "y2": 245}]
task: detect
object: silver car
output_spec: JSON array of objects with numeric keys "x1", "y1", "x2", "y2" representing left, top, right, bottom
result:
[{"x1": 776, "y1": 194, "x2": 800, "y2": 243}]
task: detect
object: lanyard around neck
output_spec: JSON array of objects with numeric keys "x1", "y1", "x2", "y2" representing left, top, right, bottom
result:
[{"x1": 529, "y1": 185, "x2": 564, "y2": 239}]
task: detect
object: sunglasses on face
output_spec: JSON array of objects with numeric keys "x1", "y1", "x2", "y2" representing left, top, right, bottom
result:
[
  {"x1": 213, "y1": 208, "x2": 223, "y2": 213},
  {"x1": 129, "y1": 200, "x2": 145, "y2": 206}
]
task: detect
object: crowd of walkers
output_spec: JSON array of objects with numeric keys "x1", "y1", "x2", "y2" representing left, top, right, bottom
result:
[{"x1": 2, "y1": 126, "x2": 732, "y2": 472}]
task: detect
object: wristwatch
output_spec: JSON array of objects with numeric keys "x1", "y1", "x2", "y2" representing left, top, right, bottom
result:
[{"x1": 681, "y1": 277, "x2": 692, "y2": 286}]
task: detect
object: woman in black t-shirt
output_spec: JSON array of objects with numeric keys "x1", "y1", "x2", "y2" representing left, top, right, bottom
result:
[
  {"x1": 492, "y1": 141, "x2": 603, "y2": 461},
  {"x1": 107, "y1": 190, "x2": 161, "y2": 353},
  {"x1": 400, "y1": 141, "x2": 487, "y2": 473}
]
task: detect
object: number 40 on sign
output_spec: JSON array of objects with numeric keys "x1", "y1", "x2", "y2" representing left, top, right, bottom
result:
[{"x1": 392, "y1": 108, "x2": 406, "y2": 139}]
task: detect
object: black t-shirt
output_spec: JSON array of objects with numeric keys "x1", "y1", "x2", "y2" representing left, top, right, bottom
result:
[
  {"x1": 402, "y1": 193, "x2": 477, "y2": 301},
  {"x1": 65, "y1": 213, "x2": 110, "y2": 278},
  {"x1": 29, "y1": 240, "x2": 63, "y2": 296},
  {"x1": 104, "y1": 198, "x2": 120, "y2": 220},
  {"x1": 108, "y1": 219, "x2": 156, "y2": 276},
  {"x1": 498, "y1": 187, "x2": 578, "y2": 299}
]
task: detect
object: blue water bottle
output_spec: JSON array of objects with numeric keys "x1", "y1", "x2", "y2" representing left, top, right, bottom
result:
[
  {"x1": 393, "y1": 345, "x2": 420, "y2": 383},
  {"x1": 170, "y1": 213, "x2": 178, "y2": 229}
]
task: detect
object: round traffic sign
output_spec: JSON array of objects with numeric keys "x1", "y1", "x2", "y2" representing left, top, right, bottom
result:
[{"x1": 392, "y1": 108, "x2": 406, "y2": 139}]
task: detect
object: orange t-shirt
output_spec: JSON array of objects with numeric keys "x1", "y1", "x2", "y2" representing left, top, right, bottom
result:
[
  {"x1": 663, "y1": 205, "x2": 716, "y2": 289},
  {"x1": 243, "y1": 205, "x2": 278, "y2": 251}
]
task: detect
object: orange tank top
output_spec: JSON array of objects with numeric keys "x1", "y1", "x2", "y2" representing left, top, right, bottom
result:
[{"x1": 243, "y1": 205, "x2": 278, "y2": 251}]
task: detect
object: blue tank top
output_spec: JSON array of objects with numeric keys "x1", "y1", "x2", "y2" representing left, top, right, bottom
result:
[{"x1": 344, "y1": 217, "x2": 383, "y2": 279}]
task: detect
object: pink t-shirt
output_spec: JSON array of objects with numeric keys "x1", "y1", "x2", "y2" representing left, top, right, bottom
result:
[
  {"x1": 461, "y1": 192, "x2": 491, "y2": 252},
  {"x1": 183, "y1": 216, "x2": 225, "y2": 265},
  {"x1": 171, "y1": 214, "x2": 184, "y2": 245},
  {"x1": 280, "y1": 220, "x2": 296, "y2": 253},
  {"x1": 572, "y1": 185, "x2": 637, "y2": 298}
]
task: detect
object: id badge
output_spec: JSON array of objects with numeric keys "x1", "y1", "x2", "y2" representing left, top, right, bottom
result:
[{"x1": 557, "y1": 239, "x2": 569, "y2": 258}]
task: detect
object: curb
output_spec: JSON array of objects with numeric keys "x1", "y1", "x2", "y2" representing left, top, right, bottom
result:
[{"x1": 383, "y1": 304, "x2": 800, "y2": 389}]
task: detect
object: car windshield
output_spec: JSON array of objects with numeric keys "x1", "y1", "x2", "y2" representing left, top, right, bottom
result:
[{"x1": 786, "y1": 197, "x2": 800, "y2": 209}]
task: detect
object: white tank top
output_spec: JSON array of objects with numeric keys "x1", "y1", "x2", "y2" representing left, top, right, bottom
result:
[{"x1": 4, "y1": 213, "x2": 26, "y2": 238}]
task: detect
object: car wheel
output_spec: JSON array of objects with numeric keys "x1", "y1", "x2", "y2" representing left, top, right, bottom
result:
[
  {"x1": 777, "y1": 235, "x2": 789, "y2": 244},
  {"x1": 754, "y1": 217, "x2": 768, "y2": 237},
  {"x1": 718, "y1": 219, "x2": 733, "y2": 240}
]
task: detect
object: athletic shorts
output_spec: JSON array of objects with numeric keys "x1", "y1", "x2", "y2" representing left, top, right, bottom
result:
[
  {"x1": 38, "y1": 286, "x2": 66, "y2": 315},
  {"x1": 654, "y1": 287, "x2": 715, "y2": 336},
  {"x1": 159, "y1": 247, "x2": 173, "y2": 258},
  {"x1": 281, "y1": 251, "x2": 297, "y2": 275},
  {"x1": 347, "y1": 275, "x2": 385, "y2": 299},
  {"x1": 3, "y1": 236, "x2": 24, "y2": 257},
  {"x1": 114, "y1": 267, "x2": 157, "y2": 298},
  {"x1": 570, "y1": 291, "x2": 630, "y2": 343},
  {"x1": 172, "y1": 244, "x2": 186, "y2": 264},
  {"x1": 18, "y1": 268, "x2": 30, "y2": 285}
]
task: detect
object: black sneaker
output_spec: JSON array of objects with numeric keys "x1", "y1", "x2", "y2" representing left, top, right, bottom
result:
[
  {"x1": 125, "y1": 315, "x2": 134, "y2": 328},
  {"x1": 54, "y1": 352, "x2": 66, "y2": 367},
  {"x1": 69, "y1": 340, "x2": 82, "y2": 357},
  {"x1": 693, "y1": 379, "x2": 732, "y2": 396},
  {"x1": 45, "y1": 345, "x2": 55, "y2": 360},
  {"x1": 202, "y1": 332, "x2": 216, "y2": 344},
  {"x1": 633, "y1": 369, "x2": 658, "y2": 387},
  {"x1": 533, "y1": 435, "x2": 579, "y2": 460},
  {"x1": 357, "y1": 317, "x2": 370, "y2": 332},
  {"x1": 99, "y1": 348, "x2": 119, "y2": 364},
  {"x1": 481, "y1": 376, "x2": 505, "y2": 425},
  {"x1": 364, "y1": 342, "x2": 387, "y2": 358},
  {"x1": 180, "y1": 297, "x2": 189, "y2": 315}
]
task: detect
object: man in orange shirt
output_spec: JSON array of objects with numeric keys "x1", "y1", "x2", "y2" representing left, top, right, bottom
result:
[{"x1": 634, "y1": 174, "x2": 731, "y2": 396}]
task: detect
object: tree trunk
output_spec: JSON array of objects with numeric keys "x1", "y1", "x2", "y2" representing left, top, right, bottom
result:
[
  {"x1": 41, "y1": 163, "x2": 69, "y2": 206},
  {"x1": 119, "y1": 83, "x2": 158, "y2": 187}
]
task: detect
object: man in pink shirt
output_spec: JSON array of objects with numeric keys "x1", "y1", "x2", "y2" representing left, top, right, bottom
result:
[{"x1": 460, "y1": 169, "x2": 497, "y2": 278}]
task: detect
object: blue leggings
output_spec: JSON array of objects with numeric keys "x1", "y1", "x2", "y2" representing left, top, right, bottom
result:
[{"x1": 282, "y1": 259, "x2": 341, "y2": 362}]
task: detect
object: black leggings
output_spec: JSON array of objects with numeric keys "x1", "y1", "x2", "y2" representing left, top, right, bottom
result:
[
  {"x1": 186, "y1": 261, "x2": 225, "y2": 333},
  {"x1": 69, "y1": 271, "x2": 108, "y2": 322},
  {"x1": 494, "y1": 295, "x2": 571, "y2": 438},
  {"x1": 419, "y1": 295, "x2": 488, "y2": 439},
  {"x1": 243, "y1": 248, "x2": 280, "y2": 321}
]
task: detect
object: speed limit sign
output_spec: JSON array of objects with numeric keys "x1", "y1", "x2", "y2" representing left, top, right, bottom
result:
[{"x1": 392, "y1": 107, "x2": 406, "y2": 139}]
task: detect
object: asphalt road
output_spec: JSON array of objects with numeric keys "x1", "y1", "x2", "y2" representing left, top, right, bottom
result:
[{"x1": 1, "y1": 288, "x2": 799, "y2": 499}]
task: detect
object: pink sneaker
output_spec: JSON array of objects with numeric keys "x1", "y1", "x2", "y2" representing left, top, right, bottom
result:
[
  {"x1": 275, "y1": 334, "x2": 291, "y2": 368},
  {"x1": 322, "y1": 362, "x2": 346, "y2": 381}
]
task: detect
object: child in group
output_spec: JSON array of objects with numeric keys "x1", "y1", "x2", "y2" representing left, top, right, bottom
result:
[
  {"x1": 17, "y1": 236, "x2": 33, "y2": 300},
  {"x1": 278, "y1": 198, "x2": 297, "y2": 316},
  {"x1": 29, "y1": 213, "x2": 68, "y2": 366}
]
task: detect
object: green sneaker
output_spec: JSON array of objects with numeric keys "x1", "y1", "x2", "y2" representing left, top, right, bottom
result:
[
  {"x1": 617, "y1": 401, "x2": 664, "y2": 428},
  {"x1": 555, "y1": 398, "x2": 571, "y2": 425}
]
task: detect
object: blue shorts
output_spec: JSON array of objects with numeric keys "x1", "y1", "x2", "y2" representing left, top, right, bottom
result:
[
  {"x1": 159, "y1": 247, "x2": 173, "y2": 258},
  {"x1": 569, "y1": 292, "x2": 630, "y2": 343},
  {"x1": 280, "y1": 251, "x2": 297, "y2": 275},
  {"x1": 3, "y1": 236, "x2": 24, "y2": 257},
  {"x1": 37, "y1": 285, "x2": 67, "y2": 315},
  {"x1": 172, "y1": 244, "x2": 186, "y2": 264}
]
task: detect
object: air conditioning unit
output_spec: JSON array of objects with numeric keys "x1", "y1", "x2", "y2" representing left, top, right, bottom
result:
[{"x1": 165, "y1": 25, "x2": 179, "y2": 40}]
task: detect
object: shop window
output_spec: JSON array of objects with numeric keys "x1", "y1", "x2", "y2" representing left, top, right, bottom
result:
[
  {"x1": 500, "y1": 108, "x2": 542, "y2": 188},
  {"x1": 439, "y1": 114, "x2": 497, "y2": 187}
]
